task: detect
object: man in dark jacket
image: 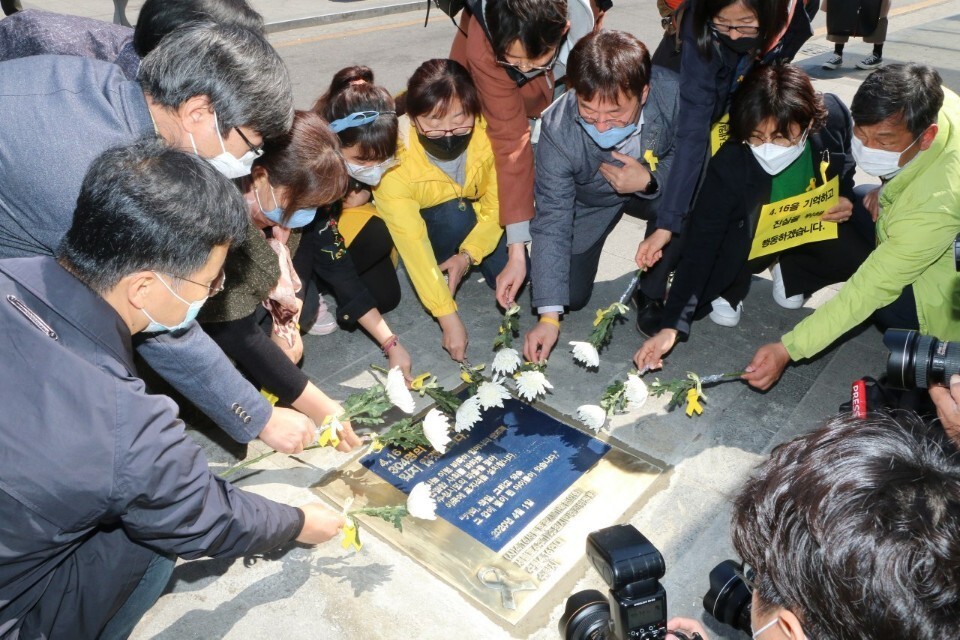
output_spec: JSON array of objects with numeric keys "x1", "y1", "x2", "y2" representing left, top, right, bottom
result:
[
  {"x1": 0, "y1": 21, "x2": 317, "y2": 456},
  {"x1": 0, "y1": 140, "x2": 345, "y2": 639},
  {"x1": 524, "y1": 30, "x2": 679, "y2": 362}
]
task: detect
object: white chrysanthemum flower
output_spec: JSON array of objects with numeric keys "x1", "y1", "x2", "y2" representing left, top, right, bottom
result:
[
  {"x1": 624, "y1": 374, "x2": 648, "y2": 408},
  {"x1": 385, "y1": 366, "x2": 415, "y2": 414},
  {"x1": 577, "y1": 404, "x2": 606, "y2": 432},
  {"x1": 570, "y1": 341, "x2": 600, "y2": 368},
  {"x1": 515, "y1": 370, "x2": 553, "y2": 402},
  {"x1": 406, "y1": 482, "x2": 437, "y2": 520},
  {"x1": 492, "y1": 347, "x2": 522, "y2": 376},
  {"x1": 422, "y1": 408, "x2": 452, "y2": 454},
  {"x1": 455, "y1": 395, "x2": 482, "y2": 432},
  {"x1": 476, "y1": 380, "x2": 511, "y2": 410}
]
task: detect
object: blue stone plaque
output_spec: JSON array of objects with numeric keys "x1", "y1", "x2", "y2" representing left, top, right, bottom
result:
[{"x1": 361, "y1": 397, "x2": 610, "y2": 551}]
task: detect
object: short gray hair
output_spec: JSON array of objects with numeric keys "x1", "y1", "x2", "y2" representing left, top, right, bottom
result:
[{"x1": 138, "y1": 21, "x2": 293, "y2": 139}]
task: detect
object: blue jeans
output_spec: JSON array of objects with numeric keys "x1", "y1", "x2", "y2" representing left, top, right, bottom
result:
[
  {"x1": 100, "y1": 551, "x2": 175, "y2": 640},
  {"x1": 420, "y1": 199, "x2": 508, "y2": 288}
]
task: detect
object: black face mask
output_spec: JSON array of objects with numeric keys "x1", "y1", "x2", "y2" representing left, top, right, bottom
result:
[
  {"x1": 716, "y1": 32, "x2": 759, "y2": 54},
  {"x1": 418, "y1": 130, "x2": 473, "y2": 161}
]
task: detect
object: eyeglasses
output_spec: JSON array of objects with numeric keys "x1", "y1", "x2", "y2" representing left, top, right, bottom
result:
[
  {"x1": 576, "y1": 101, "x2": 640, "y2": 129},
  {"x1": 709, "y1": 21, "x2": 761, "y2": 36},
  {"x1": 234, "y1": 128, "x2": 264, "y2": 157},
  {"x1": 328, "y1": 110, "x2": 397, "y2": 134},
  {"x1": 415, "y1": 121, "x2": 474, "y2": 140},
  {"x1": 165, "y1": 267, "x2": 227, "y2": 298},
  {"x1": 745, "y1": 127, "x2": 809, "y2": 148},
  {"x1": 496, "y1": 43, "x2": 563, "y2": 73}
]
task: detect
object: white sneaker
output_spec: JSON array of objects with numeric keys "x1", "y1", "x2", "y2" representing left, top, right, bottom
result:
[
  {"x1": 771, "y1": 263, "x2": 805, "y2": 309},
  {"x1": 709, "y1": 297, "x2": 742, "y2": 327},
  {"x1": 307, "y1": 295, "x2": 338, "y2": 336}
]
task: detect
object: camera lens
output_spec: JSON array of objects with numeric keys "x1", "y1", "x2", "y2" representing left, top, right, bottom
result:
[
  {"x1": 884, "y1": 329, "x2": 960, "y2": 389},
  {"x1": 702, "y1": 560, "x2": 752, "y2": 634},
  {"x1": 560, "y1": 590, "x2": 612, "y2": 640}
]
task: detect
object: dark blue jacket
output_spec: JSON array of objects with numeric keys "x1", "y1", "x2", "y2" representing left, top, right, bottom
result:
[{"x1": 0, "y1": 257, "x2": 303, "y2": 639}]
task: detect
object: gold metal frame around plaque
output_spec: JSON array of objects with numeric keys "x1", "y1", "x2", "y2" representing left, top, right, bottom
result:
[{"x1": 313, "y1": 401, "x2": 665, "y2": 634}]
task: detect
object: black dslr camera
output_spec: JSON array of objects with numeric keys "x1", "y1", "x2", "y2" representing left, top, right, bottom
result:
[
  {"x1": 560, "y1": 524, "x2": 676, "y2": 640},
  {"x1": 702, "y1": 559, "x2": 753, "y2": 634}
]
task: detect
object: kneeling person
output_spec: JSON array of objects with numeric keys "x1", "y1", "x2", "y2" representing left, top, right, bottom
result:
[
  {"x1": 525, "y1": 30, "x2": 679, "y2": 362},
  {"x1": 0, "y1": 141, "x2": 344, "y2": 639}
]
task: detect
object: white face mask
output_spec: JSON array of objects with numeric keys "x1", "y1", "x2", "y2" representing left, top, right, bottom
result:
[
  {"x1": 346, "y1": 157, "x2": 397, "y2": 186},
  {"x1": 750, "y1": 136, "x2": 807, "y2": 175},
  {"x1": 189, "y1": 111, "x2": 256, "y2": 179},
  {"x1": 851, "y1": 133, "x2": 922, "y2": 179}
]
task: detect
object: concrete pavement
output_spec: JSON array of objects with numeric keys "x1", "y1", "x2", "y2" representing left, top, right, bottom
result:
[{"x1": 16, "y1": 0, "x2": 954, "y2": 637}]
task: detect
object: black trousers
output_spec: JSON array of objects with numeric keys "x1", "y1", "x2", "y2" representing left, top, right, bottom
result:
[
  {"x1": 1, "y1": 0, "x2": 21, "y2": 15},
  {"x1": 296, "y1": 214, "x2": 400, "y2": 330},
  {"x1": 716, "y1": 187, "x2": 875, "y2": 307},
  {"x1": 203, "y1": 307, "x2": 309, "y2": 406}
]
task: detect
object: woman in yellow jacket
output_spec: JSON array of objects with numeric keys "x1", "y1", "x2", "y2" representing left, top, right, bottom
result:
[{"x1": 374, "y1": 58, "x2": 506, "y2": 362}]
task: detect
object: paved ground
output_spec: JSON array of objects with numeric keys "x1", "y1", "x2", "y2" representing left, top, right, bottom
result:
[{"x1": 13, "y1": 0, "x2": 958, "y2": 638}]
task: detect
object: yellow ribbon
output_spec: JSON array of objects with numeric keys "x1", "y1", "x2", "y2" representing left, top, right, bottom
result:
[
  {"x1": 643, "y1": 149, "x2": 659, "y2": 172},
  {"x1": 341, "y1": 519, "x2": 363, "y2": 551},
  {"x1": 317, "y1": 416, "x2": 341, "y2": 448},
  {"x1": 684, "y1": 388, "x2": 704, "y2": 417},
  {"x1": 593, "y1": 308, "x2": 606, "y2": 327},
  {"x1": 460, "y1": 370, "x2": 474, "y2": 384},
  {"x1": 259, "y1": 389, "x2": 279, "y2": 406},
  {"x1": 410, "y1": 372, "x2": 432, "y2": 391}
]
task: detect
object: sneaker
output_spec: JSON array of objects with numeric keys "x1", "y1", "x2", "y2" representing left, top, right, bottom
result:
[
  {"x1": 307, "y1": 295, "x2": 338, "y2": 336},
  {"x1": 633, "y1": 289, "x2": 665, "y2": 338},
  {"x1": 771, "y1": 263, "x2": 805, "y2": 309},
  {"x1": 709, "y1": 297, "x2": 742, "y2": 327},
  {"x1": 822, "y1": 54, "x2": 843, "y2": 70},
  {"x1": 856, "y1": 54, "x2": 883, "y2": 70}
]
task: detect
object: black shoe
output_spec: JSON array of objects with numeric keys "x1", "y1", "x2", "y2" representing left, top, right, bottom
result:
[{"x1": 633, "y1": 290, "x2": 664, "y2": 338}]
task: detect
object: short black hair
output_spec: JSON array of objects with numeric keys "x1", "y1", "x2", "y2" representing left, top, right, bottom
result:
[
  {"x1": 567, "y1": 30, "x2": 651, "y2": 105},
  {"x1": 58, "y1": 139, "x2": 247, "y2": 294},
  {"x1": 133, "y1": 0, "x2": 264, "y2": 58},
  {"x1": 138, "y1": 21, "x2": 293, "y2": 140},
  {"x1": 485, "y1": 0, "x2": 567, "y2": 60},
  {"x1": 729, "y1": 64, "x2": 827, "y2": 142},
  {"x1": 732, "y1": 413, "x2": 960, "y2": 638},
  {"x1": 692, "y1": 0, "x2": 787, "y2": 57},
  {"x1": 851, "y1": 63, "x2": 944, "y2": 137}
]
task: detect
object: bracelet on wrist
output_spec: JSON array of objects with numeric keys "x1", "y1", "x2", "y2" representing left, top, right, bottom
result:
[
  {"x1": 380, "y1": 334, "x2": 399, "y2": 355},
  {"x1": 538, "y1": 316, "x2": 561, "y2": 329}
]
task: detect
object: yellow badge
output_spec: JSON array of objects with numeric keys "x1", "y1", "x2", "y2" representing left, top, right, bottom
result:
[{"x1": 643, "y1": 149, "x2": 659, "y2": 172}]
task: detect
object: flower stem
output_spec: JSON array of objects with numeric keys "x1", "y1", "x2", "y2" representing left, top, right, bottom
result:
[{"x1": 219, "y1": 443, "x2": 324, "y2": 479}]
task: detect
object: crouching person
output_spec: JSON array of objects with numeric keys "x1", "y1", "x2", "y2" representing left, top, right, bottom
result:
[{"x1": 0, "y1": 140, "x2": 344, "y2": 639}]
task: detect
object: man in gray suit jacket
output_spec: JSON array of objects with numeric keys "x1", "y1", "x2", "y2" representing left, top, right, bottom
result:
[
  {"x1": 0, "y1": 22, "x2": 318, "y2": 453},
  {"x1": 525, "y1": 30, "x2": 680, "y2": 362}
]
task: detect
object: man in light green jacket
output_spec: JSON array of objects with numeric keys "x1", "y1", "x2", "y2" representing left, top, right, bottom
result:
[{"x1": 744, "y1": 64, "x2": 960, "y2": 391}]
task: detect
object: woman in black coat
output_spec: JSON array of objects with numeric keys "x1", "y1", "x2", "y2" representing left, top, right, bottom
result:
[{"x1": 635, "y1": 64, "x2": 873, "y2": 371}]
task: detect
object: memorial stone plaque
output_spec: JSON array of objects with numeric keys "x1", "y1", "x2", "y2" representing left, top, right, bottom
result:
[{"x1": 315, "y1": 396, "x2": 665, "y2": 632}]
